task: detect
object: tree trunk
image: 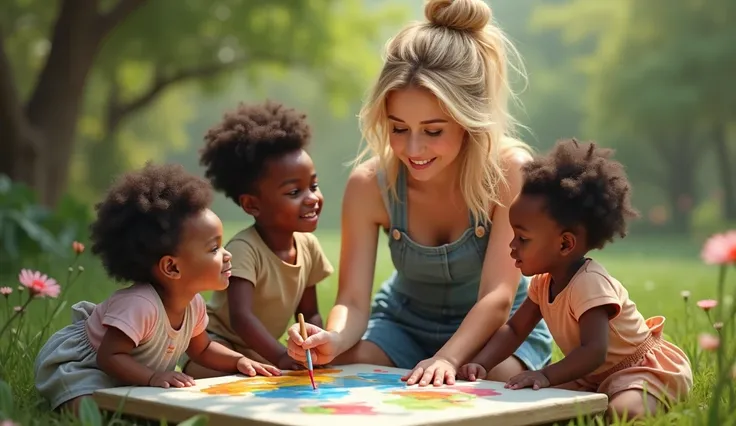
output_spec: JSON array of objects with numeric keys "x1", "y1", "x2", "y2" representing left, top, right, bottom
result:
[
  {"x1": 24, "y1": 0, "x2": 104, "y2": 206},
  {"x1": 712, "y1": 122, "x2": 736, "y2": 220},
  {"x1": 1, "y1": 0, "x2": 147, "y2": 206},
  {"x1": 0, "y1": 24, "x2": 44, "y2": 193},
  {"x1": 653, "y1": 131, "x2": 699, "y2": 234}
]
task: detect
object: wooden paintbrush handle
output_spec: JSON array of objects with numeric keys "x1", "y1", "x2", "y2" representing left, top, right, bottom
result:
[{"x1": 298, "y1": 313, "x2": 308, "y2": 340}]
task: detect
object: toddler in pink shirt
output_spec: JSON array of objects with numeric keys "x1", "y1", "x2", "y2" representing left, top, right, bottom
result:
[{"x1": 34, "y1": 163, "x2": 280, "y2": 415}]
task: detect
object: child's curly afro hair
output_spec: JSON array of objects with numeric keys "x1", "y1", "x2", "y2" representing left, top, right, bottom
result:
[
  {"x1": 521, "y1": 138, "x2": 640, "y2": 250},
  {"x1": 199, "y1": 100, "x2": 312, "y2": 205},
  {"x1": 89, "y1": 162, "x2": 213, "y2": 285}
]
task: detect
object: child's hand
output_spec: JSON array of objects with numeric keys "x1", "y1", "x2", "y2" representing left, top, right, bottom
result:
[
  {"x1": 277, "y1": 352, "x2": 304, "y2": 371},
  {"x1": 458, "y1": 363, "x2": 487, "y2": 381},
  {"x1": 505, "y1": 370, "x2": 550, "y2": 390},
  {"x1": 148, "y1": 371, "x2": 196, "y2": 388},
  {"x1": 237, "y1": 357, "x2": 282, "y2": 377}
]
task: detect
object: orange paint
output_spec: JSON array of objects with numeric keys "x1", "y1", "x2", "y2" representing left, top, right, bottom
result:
[
  {"x1": 284, "y1": 368, "x2": 342, "y2": 376},
  {"x1": 201, "y1": 369, "x2": 343, "y2": 395}
]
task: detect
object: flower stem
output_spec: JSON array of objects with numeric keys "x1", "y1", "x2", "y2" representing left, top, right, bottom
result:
[
  {"x1": 717, "y1": 265, "x2": 726, "y2": 323},
  {"x1": 0, "y1": 293, "x2": 33, "y2": 341},
  {"x1": 707, "y1": 263, "x2": 734, "y2": 424}
]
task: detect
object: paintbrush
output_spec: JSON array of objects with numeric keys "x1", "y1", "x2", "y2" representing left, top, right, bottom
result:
[{"x1": 298, "y1": 313, "x2": 317, "y2": 390}]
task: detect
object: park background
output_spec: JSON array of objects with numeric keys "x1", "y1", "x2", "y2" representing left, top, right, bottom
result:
[{"x1": 1, "y1": 0, "x2": 735, "y2": 425}]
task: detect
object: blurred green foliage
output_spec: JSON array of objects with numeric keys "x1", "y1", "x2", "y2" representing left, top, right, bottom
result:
[{"x1": 0, "y1": 174, "x2": 91, "y2": 268}]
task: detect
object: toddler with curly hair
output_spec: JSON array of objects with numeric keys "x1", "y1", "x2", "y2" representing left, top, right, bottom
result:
[
  {"x1": 458, "y1": 139, "x2": 693, "y2": 421},
  {"x1": 180, "y1": 100, "x2": 333, "y2": 377},
  {"x1": 34, "y1": 163, "x2": 280, "y2": 415}
]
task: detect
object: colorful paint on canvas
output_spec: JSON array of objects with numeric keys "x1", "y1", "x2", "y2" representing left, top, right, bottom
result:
[
  {"x1": 93, "y1": 364, "x2": 610, "y2": 425},
  {"x1": 300, "y1": 403, "x2": 380, "y2": 415},
  {"x1": 199, "y1": 367, "x2": 504, "y2": 414},
  {"x1": 201, "y1": 369, "x2": 409, "y2": 400}
]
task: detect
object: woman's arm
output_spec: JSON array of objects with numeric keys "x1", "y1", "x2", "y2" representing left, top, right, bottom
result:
[
  {"x1": 435, "y1": 150, "x2": 532, "y2": 367},
  {"x1": 324, "y1": 160, "x2": 388, "y2": 354}
]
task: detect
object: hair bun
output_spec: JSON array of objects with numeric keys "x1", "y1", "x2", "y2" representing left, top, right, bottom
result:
[{"x1": 424, "y1": 0, "x2": 491, "y2": 32}]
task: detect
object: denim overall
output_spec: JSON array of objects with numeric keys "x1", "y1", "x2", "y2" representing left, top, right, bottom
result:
[{"x1": 362, "y1": 166, "x2": 553, "y2": 370}]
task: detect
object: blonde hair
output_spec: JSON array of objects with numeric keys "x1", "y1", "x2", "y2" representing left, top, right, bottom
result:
[{"x1": 354, "y1": 0, "x2": 532, "y2": 226}]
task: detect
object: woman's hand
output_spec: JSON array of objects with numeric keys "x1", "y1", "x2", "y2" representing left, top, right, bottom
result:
[
  {"x1": 401, "y1": 356, "x2": 457, "y2": 386},
  {"x1": 286, "y1": 322, "x2": 341, "y2": 366}
]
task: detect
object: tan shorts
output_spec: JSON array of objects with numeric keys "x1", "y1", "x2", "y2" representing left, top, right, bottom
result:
[{"x1": 178, "y1": 331, "x2": 271, "y2": 371}]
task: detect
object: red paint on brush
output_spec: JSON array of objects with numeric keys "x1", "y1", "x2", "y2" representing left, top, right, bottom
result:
[{"x1": 308, "y1": 370, "x2": 317, "y2": 390}]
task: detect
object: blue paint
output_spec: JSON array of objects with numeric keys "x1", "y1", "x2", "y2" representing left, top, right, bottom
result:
[{"x1": 253, "y1": 373, "x2": 406, "y2": 400}]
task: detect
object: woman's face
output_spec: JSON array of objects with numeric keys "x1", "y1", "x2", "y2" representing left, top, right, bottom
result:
[{"x1": 386, "y1": 86, "x2": 466, "y2": 183}]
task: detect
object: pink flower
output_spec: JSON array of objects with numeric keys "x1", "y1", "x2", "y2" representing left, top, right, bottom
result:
[
  {"x1": 18, "y1": 269, "x2": 60, "y2": 298},
  {"x1": 0, "y1": 287, "x2": 11, "y2": 296},
  {"x1": 1, "y1": 421, "x2": 20, "y2": 426},
  {"x1": 701, "y1": 230, "x2": 736, "y2": 265},
  {"x1": 697, "y1": 299, "x2": 718, "y2": 311},
  {"x1": 72, "y1": 241, "x2": 85, "y2": 254},
  {"x1": 699, "y1": 333, "x2": 720, "y2": 351}
]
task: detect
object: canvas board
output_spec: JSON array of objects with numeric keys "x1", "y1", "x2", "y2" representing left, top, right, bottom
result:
[{"x1": 93, "y1": 364, "x2": 607, "y2": 426}]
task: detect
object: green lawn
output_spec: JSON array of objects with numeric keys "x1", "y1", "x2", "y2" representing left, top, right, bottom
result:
[{"x1": 0, "y1": 228, "x2": 730, "y2": 425}]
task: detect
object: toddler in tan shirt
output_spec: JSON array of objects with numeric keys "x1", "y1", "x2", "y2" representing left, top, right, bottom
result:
[{"x1": 180, "y1": 101, "x2": 333, "y2": 377}]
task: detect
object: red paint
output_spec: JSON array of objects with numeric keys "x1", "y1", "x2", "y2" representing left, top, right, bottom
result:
[
  {"x1": 308, "y1": 370, "x2": 317, "y2": 390},
  {"x1": 453, "y1": 386, "x2": 502, "y2": 397}
]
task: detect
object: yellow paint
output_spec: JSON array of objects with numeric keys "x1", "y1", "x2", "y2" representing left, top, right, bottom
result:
[
  {"x1": 201, "y1": 369, "x2": 342, "y2": 395},
  {"x1": 389, "y1": 390, "x2": 460, "y2": 400}
]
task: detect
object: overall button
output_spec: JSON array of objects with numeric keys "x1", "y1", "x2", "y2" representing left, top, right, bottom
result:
[
  {"x1": 392, "y1": 228, "x2": 401, "y2": 240},
  {"x1": 475, "y1": 226, "x2": 486, "y2": 238}
]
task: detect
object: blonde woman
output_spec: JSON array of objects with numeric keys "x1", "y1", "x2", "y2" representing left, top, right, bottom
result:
[{"x1": 287, "y1": 0, "x2": 553, "y2": 386}]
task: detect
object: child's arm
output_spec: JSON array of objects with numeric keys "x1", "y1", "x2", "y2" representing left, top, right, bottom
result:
[
  {"x1": 472, "y1": 298, "x2": 542, "y2": 370},
  {"x1": 537, "y1": 305, "x2": 612, "y2": 386},
  {"x1": 185, "y1": 331, "x2": 281, "y2": 376},
  {"x1": 97, "y1": 327, "x2": 194, "y2": 387},
  {"x1": 227, "y1": 277, "x2": 293, "y2": 368},
  {"x1": 294, "y1": 285, "x2": 322, "y2": 328}
]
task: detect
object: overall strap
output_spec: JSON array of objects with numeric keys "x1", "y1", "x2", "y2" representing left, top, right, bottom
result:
[{"x1": 376, "y1": 165, "x2": 408, "y2": 231}]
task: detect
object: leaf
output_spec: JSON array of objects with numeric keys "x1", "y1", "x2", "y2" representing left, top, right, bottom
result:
[
  {"x1": 78, "y1": 397, "x2": 103, "y2": 426},
  {"x1": 1, "y1": 212, "x2": 20, "y2": 259},
  {"x1": 0, "y1": 380, "x2": 13, "y2": 418},
  {"x1": 6, "y1": 210, "x2": 62, "y2": 255},
  {"x1": 177, "y1": 414, "x2": 209, "y2": 426},
  {"x1": 0, "y1": 175, "x2": 11, "y2": 194}
]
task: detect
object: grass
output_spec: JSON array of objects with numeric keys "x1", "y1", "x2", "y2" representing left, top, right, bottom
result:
[{"x1": 0, "y1": 227, "x2": 732, "y2": 425}]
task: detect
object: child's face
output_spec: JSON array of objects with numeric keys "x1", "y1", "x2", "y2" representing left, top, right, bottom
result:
[
  {"x1": 248, "y1": 149, "x2": 323, "y2": 233},
  {"x1": 172, "y1": 208, "x2": 232, "y2": 293},
  {"x1": 508, "y1": 194, "x2": 568, "y2": 277}
]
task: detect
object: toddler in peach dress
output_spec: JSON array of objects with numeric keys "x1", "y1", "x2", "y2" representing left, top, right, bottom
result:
[{"x1": 458, "y1": 139, "x2": 693, "y2": 421}]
